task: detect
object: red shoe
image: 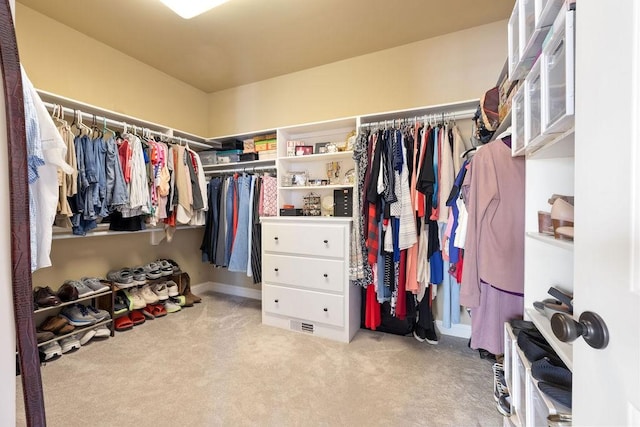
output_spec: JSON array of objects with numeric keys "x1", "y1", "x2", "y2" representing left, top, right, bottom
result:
[
  {"x1": 151, "y1": 303, "x2": 167, "y2": 318},
  {"x1": 114, "y1": 315, "x2": 133, "y2": 331},
  {"x1": 129, "y1": 310, "x2": 146, "y2": 325}
]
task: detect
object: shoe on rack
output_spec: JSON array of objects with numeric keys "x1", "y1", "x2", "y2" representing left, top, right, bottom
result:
[
  {"x1": 114, "y1": 315, "x2": 134, "y2": 332},
  {"x1": 131, "y1": 267, "x2": 148, "y2": 285},
  {"x1": 33, "y1": 286, "x2": 62, "y2": 308},
  {"x1": 86, "y1": 305, "x2": 111, "y2": 321},
  {"x1": 140, "y1": 284, "x2": 160, "y2": 304},
  {"x1": 40, "y1": 315, "x2": 71, "y2": 334},
  {"x1": 60, "y1": 304, "x2": 98, "y2": 327},
  {"x1": 164, "y1": 299, "x2": 181, "y2": 314},
  {"x1": 107, "y1": 268, "x2": 134, "y2": 289},
  {"x1": 173, "y1": 295, "x2": 187, "y2": 307},
  {"x1": 550, "y1": 198, "x2": 574, "y2": 241},
  {"x1": 93, "y1": 326, "x2": 111, "y2": 339},
  {"x1": 143, "y1": 262, "x2": 163, "y2": 280},
  {"x1": 152, "y1": 283, "x2": 169, "y2": 301},
  {"x1": 36, "y1": 330, "x2": 55, "y2": 344},
  {"x1": 166, "y1": 280, "x2": 179, "y2": 297},
  {"x1": 79, "y1": 329, "x2": 97, "y2": 346},
  {"x1": 497, "y1": 393, "x2": 512, "y2": 416},
  {"x1": 493, "y1": 363, "x2": 509, "y2": 402},
  {"x1": 41, "y1": 341, "x2": 63, "y2": 361},
  {"x1": 156, "y1": 259, "x2": 174, "y2": 276},
  {"x1": 129, "y1": 310, "x2": 146, "y2": 326},
  {"x1": 81, "y1": 277, "x2": 111, "y2": 293},
  {"x1": 59, "y1": 334, "x2": 81, "y2": 353},
  {"x1": 114, "y1": 292, "x2": 129, "y2": 315},
  {"x1": 128, "y1": 288, "x2": 147, "y2": 310},
  {"x1": 165, "y1": 259, "x2": 182, "y2": 274},
  {"x1": 64, "y1": 279, "x2": 95, "y2": 298},
  {"x1": 56, "y1": 283, "x2": 79, "y2": 303}
]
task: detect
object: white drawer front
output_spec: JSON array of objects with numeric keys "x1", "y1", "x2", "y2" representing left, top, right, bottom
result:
[
  {"x1": 263, "y1": 284, "x2": 344, "y2": 327},
  {"x1": 263, "y1": 254, "x2": 344, "y2": 292},
  {"x1": 262, "y1": 223, "x2": 345, "y2": 258}
]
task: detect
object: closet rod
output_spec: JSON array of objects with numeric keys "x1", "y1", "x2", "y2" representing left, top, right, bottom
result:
[
  {"x1": 41, "y1": 101, "x2": 213, "y2": 150},
  {"x1": 359, "y1": 108, "x2": 476, "y2": 128},
  {"x1": 205, "y1": 165, "x2": 277, "y2": 175}
]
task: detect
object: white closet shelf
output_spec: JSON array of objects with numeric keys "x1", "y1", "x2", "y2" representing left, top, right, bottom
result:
[
  {"x1": 279, "y1": 184, "x2": 354, "y2": 191},
  {"x1": 525, "y1": 232, "x2": 573, "y2": 251},
  {"x1": 37, "y1": 318, "x2": 113, "y2": 348},
  {"x1": 52, "y1": 223, "x2": 203, "y2": 241},
  {"x1": 525, "y1": 307, "x2": 573, "y2": 370},
  {"x1": 279, "y1": 151, "x2": 353, "y2": 163},
  {"x1": 525, "y1": 127, "x2": 575, "y2": 159},
  {"x1": 202, "y1": 159, "x2": 276, "y2": 170}
]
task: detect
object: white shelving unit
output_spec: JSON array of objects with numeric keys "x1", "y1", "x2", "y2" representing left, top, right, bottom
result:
[{"x1": 504, "y1": 1, "x2": 576, "y2": 425}]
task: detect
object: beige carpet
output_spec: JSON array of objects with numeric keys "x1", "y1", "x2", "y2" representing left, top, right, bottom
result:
[{"x1": 16, "y1": 290, "x2": 503, "y2": 426}]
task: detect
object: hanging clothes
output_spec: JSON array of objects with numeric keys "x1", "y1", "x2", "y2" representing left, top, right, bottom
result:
[{"x1": 460, "y1": 137, "x2": 525, "y2": 355}]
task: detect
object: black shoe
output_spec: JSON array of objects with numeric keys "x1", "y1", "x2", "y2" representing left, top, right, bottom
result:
[
  {"x1": 413, "y1": 325, "x2": 439, "y2": 345},
  {"x1": 497, "y1": 393, "x2": 512, "y2": 416},
  {"x1": 424, "y1": 328, "x2": 439, "y2": 345}
]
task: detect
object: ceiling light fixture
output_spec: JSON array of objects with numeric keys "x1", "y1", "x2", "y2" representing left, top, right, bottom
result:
[{"x1": 159, "y1": 0, "x2": 230, "y2": 19}]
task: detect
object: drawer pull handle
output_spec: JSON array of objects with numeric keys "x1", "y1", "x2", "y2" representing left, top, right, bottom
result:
[
  {"x1": 274, "y1": 268, "x2": 279, "y2": 272},
  {"x1": 323, "y1": 308, "x2": 328, "y2": 312},
  {"x1": 275, "y1": 299, "x2": 279, "y2": 303},
  {"x1": 323, "y1": 239, "x2": 328, "y2": 244},
  {"x1": 323, "y1": 274, "x2": 328, "y2": 278},
  {"x1": 274, "y1": 237, "x2": 279, "y2": 241}
]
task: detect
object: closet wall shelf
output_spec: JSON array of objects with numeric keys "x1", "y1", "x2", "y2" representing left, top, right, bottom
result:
[
  {"x1": 525, "y1": 127, "x2": 575, "y2": 159},
  {"x1": 491, "y1": 110, "x2": 512, "y2": 143},
  {"x1": 52, "y1": 224, "x2": 203, "y2": 241},
  {"x1": 36, "y1": 318, "x2": 113, "y2": 348},
  {"x1": 33, "y1": 288, "x2": 112, "y2": 314},
  {"x1": 279, "y1": 151, "x2": 353, "y2": 163},
  {"x1": 279, "y1": 184, "x2": 354, "y2": 191},
  {"x1": 525, "y1": 308, "x2": 573, "y2": 370},
  {"x1": 202, "y1": 159, "x2": 276, "y2": 171},
  {"x1": 525, "y1": 232, "x2": 573, "y2": 251}
]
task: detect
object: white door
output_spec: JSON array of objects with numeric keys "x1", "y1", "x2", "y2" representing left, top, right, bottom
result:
[{"x1": 573, "y1": 1, "x2": 640, "y2": 424}]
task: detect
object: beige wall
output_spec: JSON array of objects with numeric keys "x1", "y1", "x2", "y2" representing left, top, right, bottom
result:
[
  {"x1": 207, "y1": 20, "x2": 507, "y2": 137},
  {"x1": 15, "y1": 4, "x2": 209, "y2": 136}
]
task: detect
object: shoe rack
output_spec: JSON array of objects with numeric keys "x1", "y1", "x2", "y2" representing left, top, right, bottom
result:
[
  {"x1": 34, "y1": 286, "x2": 114, "y2": 350},
  {"x1": 503, "y1": 1, "x2": 576, "y2": 426}
]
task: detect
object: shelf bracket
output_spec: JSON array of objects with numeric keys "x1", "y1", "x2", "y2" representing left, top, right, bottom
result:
[{"x1": 150, "y1": 229, "x2": 166, "y2": 246}]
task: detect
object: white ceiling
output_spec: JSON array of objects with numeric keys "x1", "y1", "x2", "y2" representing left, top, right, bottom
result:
[{"x1": 17, "y1": 0, "x2": 513, "y2": 93}]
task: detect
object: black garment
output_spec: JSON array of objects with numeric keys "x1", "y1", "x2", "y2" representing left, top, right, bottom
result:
[
  {"x1": 200, "y1": 177, "x2": 222, "y2": 263},
  {"x1": 416, "y1": 127, "x2": 435, "y2": 200},
  {"x1": 250, "y1": 176, "x2": 263, "y2": 283},
  {"x1": 416, "y1": 286, "x2": 437, "y2": 333},
  {"x1": 187, "y1": 152, "x2": 204, "y2": 211},
  {"x1": 108, "y1": 211, "x2": 145, "y2": 231},
  {"x1": 366, "y1": 130, "x2": 384, "y2": 204}
]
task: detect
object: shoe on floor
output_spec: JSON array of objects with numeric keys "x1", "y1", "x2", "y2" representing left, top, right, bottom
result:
[
  {"x1": 164, "y1": 299, "x2": 182, "y2": 314},
  {"x1": 129, "y1": 310, "x2": 146, "y2": 326},
  {"x1": 182, "y1": 293, "x2": 196, "y2": 307},
  {"x1": 41, "y1": 341, "x2": 63, "y2": 361},
  {"x1": 114, "y1": 315, "x2": 134, "y2": 332},
  {"x1": 59, "y1": 334, "x2": 81, "y2": 353},
  {"x1": 33, "y1": 286, "x2": 62, "y2": 308},
  {"x1": 493, "y1": 363, "x2": 509, "y2": 402},
  {"x1": 413, "y1": 325, "x2": 439, "y2": 345},
  {"x1": 142, "y1": 305, "x2": 155, "y2": 319},
  {"x1": 94, "y1": 326, "x2": 111, "y2": 338},
  {"x1": 79, "y1": 329, "x2": 97, "y2": 346},
  {"x1": 150, "y1": 303, "x2": 167, "y2": 317},
  {"x1": 60, "y1": 304, "x2": 98, "y2": 327},
  {"x1": 81, "y1": 277, "x2": 111, "y2": 293}
]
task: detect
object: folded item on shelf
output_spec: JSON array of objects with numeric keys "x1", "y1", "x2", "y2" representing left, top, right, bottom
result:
[
  {"x1": 517, "y1": 329, "x2": 564, "y2": 366},
  {"x1": 538, "y1": 381, "x2": 572, "y2": 408},
  {"x1": 532, "y1": 356, "x2": 572, "y2": 388}
]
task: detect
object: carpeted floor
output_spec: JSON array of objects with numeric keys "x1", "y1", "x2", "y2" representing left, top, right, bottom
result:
[{"x1": 16, "y1": 289, "x2": 503, "y2": 426}]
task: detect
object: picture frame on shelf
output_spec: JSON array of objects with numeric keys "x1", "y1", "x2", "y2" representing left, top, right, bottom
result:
[
  {"x1": 314, "y1": 142, "x2": 330, "y2": 154},
  {"x1": 295, "y1": 145, "x2": 314, "y2": 156}
]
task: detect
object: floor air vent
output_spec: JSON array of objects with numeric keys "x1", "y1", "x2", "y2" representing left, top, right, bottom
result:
[{"x1": 290, "y1": 320, "x2": 314, "y2": 334}]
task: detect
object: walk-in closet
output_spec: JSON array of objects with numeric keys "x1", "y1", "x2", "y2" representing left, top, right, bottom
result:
[{"x1": 3, "y1": 1, "x2": 638, "y2": 426}]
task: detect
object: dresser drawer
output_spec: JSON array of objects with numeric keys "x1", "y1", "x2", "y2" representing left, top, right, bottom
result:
[
  {"x1": 263, "y1": 254, "x2": 345, "y2": 292},
  {"x1": 263, "y1": 284, "x2": 344, "y2": 327},
  {"x1": 262, "y1": 223, "x2": 345, "y2": 258}
]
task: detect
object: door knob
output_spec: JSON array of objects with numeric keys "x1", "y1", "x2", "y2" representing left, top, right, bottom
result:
[{"x1": 550, "y1": 311, "x2": 609, "y2": 349}]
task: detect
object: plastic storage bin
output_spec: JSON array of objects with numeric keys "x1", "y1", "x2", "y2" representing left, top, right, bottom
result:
[
  {"x1": 524, "y1": 60, "x2": 543, "y2": 148},
  {"x1": 512, "y1": 85, "x2": 526, "y2": 155},
  {"x1": 542, "y1": 8, "x2": 575, "y2": 134}
]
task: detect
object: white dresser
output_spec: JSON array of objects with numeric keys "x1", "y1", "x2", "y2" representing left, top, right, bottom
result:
[{"x1": 260, "y1": 217, "x2": 361, "y2": 343}]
